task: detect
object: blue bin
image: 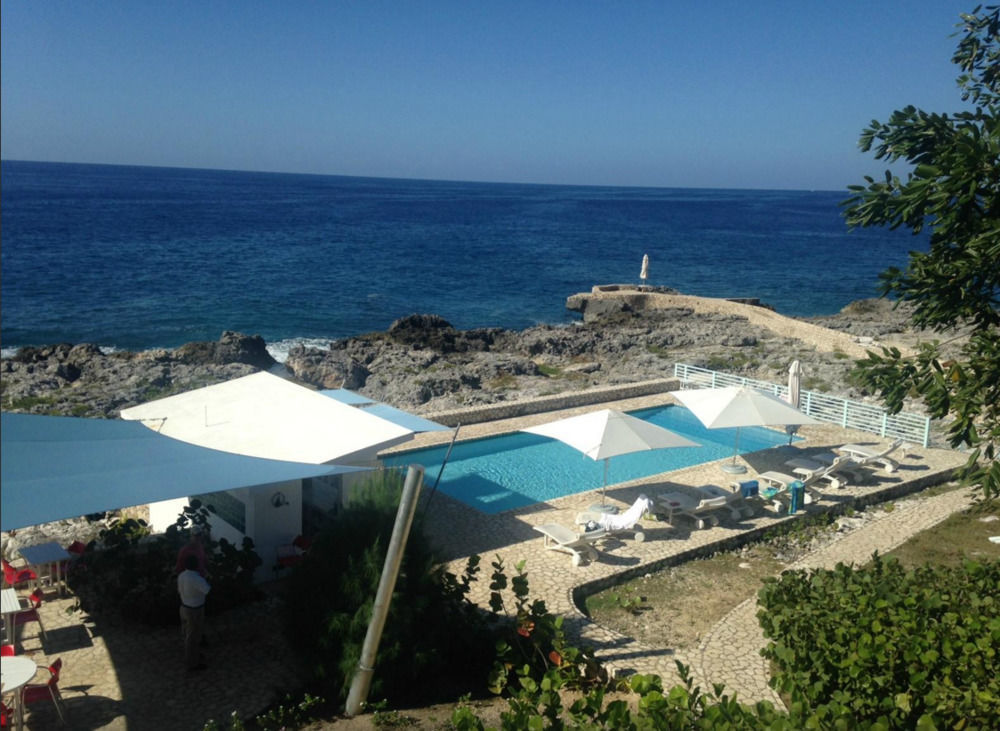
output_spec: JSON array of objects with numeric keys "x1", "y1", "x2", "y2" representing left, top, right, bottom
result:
[
  {"x1": 789, "y1": 480, "x2": 805, "y2": 514},
  {"x1": 737, "y1": 480, "x2": 759, "y2": 498}
]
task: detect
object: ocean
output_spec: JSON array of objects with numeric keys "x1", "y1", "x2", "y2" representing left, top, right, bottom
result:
[{"x1": 0, "y1": 160, "x2": 924, "y2": 361}]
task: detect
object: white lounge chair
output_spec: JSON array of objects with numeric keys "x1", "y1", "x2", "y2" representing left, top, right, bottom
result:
[
  {"x1": 836, "y1": 439, "x2": 904, "y2": 473},
  {"x1": 811, "y1": 439, "x2": 905, "y2": 473},
  {"x1": 575, "y1": 495, "x2": 653, "y2": 542},
  {"x1": 533, "y1": 523, "x2": 605, "y2": 566},
  {"x1": 655, "y1": 491, "x2": 730, "y2": 529},
  {"x1": 696, "y1": 483, "x2": 755, "y2": 519},
  {"x1": 784, "y1": 455, "x2": 869, "y2": 485},
  {"x1": 758, "y1": 455, "x2": 856, "y2": 496}
]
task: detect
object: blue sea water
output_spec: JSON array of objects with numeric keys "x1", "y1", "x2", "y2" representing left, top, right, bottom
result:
[{"x1": 1, "y1": 160, "x2": 925, "y2": 359}]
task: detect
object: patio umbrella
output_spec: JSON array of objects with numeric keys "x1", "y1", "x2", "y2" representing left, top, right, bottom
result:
[
  {"x1": 640, "y1": 254, "x2": 649, "y2": 285},
  {"x1": 521, "y1": 408, "x2": 699, "y2": 512},
  {"x1": 672, "y1": 385, "x2": 819, "y2": 474}
]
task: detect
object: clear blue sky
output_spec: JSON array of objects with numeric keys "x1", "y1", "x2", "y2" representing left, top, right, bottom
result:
[{"x1": 0, "y1": 1, "x2": 976, "y2": 190}]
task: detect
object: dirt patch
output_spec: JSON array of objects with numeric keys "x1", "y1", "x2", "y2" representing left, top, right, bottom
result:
[{"x1": 585, "y1": 545, "x2": 785, "y2": 650}]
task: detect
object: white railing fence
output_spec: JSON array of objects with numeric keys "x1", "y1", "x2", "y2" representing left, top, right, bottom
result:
[{"x1": 672, "y1": 363, "x2": 931, "y2": 447}]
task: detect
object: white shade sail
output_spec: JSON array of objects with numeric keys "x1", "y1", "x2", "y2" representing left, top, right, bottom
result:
[{"x1": 120, "y1": 371, "x2": 414, "y2": 464}]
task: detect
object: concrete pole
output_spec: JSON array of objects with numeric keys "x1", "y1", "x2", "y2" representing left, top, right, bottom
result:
[{"x1": 344, "y1": 464, "x2": 425, "y2": 717}]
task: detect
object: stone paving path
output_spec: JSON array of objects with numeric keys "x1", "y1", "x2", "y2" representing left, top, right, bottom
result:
[{"x1": 691, "y1": 486, "x2": 976, "y2": 707}]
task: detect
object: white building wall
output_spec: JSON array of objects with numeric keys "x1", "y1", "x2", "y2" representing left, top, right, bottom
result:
[
  {"x1": 147, "y1": 497, "x2": 189, "y2": 533},
  {"x1": 145, "y1": 479, "x2": 304, "y2": 583},
  {"x1": 249, "y1": 479, "x2": 302, "y2": 581}
]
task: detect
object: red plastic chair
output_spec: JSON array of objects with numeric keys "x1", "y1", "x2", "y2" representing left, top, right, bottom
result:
[
  {"x1": 1, "y1": 644, "x2": 15, "y2": 656},
  {"x1": 2, "y1": 558, "x2": 37, "y2": 589},
  {"x1": 275, "y1": 535, "x2": 312, "y2": 574},
  {"x1": 22, "y1": 657, "x2": 66, "y2": 723},
  {"x1": 11, "y1": 589, "x2": 47, "y2": 646}
]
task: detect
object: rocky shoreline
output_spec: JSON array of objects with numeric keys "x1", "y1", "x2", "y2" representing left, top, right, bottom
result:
[{"x1": 1, "y1": 289, "x2": 924, "y2": 421}]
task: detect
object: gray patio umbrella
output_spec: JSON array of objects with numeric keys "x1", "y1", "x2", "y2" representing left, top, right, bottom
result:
[{"x1": 522, "y1": 408, "x2": 699, "y2": 512}]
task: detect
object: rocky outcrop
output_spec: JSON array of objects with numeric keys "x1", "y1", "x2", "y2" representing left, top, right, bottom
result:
[
  {"x1": 1, "y1": 292, "x2": 929, "y2": 418},
  {"x1": 174, "y1": 330, "x2": 276, "y2": 369},
  {"x1": 1, "y1": 333, "x2": 264, "y2": 418}
]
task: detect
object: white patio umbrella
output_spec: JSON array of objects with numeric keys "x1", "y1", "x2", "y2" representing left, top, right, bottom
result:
[
  {"x1": 521, "y1": 408, "x2": 699, "y2": 512},
  {"x1": 639, "y1": 253, "x2": 649, "y2": 285},
  {"x1": 785, "y1": 360, "x2": 802, "y2": 444},
  {"x1": 787, "y1": 360, "x2": 802, "y2": 408},
  {"x1": 672, "y1": 385, "x2": 819, "y2": 474}
]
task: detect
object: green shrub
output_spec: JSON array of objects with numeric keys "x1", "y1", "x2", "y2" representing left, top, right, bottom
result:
[
  {"x1": 281, "y1": 470, "x2": 496, "y2": 707},
  {"x1": 68, "y1": 501, "x2": 262, "y2": 625},
  {"x1": 758, "y1": 553, "x2": 1000, "y2": 727}
]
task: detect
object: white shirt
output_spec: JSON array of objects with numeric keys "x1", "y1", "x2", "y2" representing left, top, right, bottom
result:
[{"x1": 177, "y1": 569, "x2": 211, "y2": 608}]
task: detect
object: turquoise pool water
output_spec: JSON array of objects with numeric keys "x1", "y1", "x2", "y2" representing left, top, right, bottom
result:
[{"x1": 383, "y1": 405, "x2": 794, "y2": 514}]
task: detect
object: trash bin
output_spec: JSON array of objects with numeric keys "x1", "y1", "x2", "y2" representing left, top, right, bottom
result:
[
  {"x1": 789, "y1": 480, "x2": 805, "y2": 514},
  {"x1": 737, "y1": 480, "x2": 759, "y2": 498}
]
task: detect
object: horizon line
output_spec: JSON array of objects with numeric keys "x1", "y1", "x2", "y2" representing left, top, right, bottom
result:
[{"x1": 0, "y1": 158, "x2": 846, "y2": 195}]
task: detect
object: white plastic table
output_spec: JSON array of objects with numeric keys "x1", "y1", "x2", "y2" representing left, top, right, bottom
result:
[
  {"x1": 1, "y1": 589, "x2": 22, "y2": 645},
  {"x1": 18, "y1": 542, "x2": 70, "y2": 597},
  {"x1": 1, "y1": 654, "x2": 38, "y2": 730}
]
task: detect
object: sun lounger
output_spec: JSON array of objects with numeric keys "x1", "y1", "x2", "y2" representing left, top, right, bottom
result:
[
  {"x1": 756, "y1": 471, "x2": 822, "y2": 508},
  {"x1": 784, "y1": 456, "x2": 869, "y2": 485},
  {"x1": 696, "y1": 484, "x2": 754, "y2": 519},
  {"x1": 575, "y1": 495, "x2": 653, "y2": 542},
  {"x1": 655, "y1": 491, "x2": 730, "y2": 529},
  {"x1": 533, "y1": 523, "x2": 605, "y2": 566},
  {"x1": 836, "y1": 439, "x2": 904, "y2": 473},
  {"x1": 760, "y1": 454, "x2": 856, "y2": 495},
  {"x1": 811, "y1": 439, "x2": 904, "y2": 473}
]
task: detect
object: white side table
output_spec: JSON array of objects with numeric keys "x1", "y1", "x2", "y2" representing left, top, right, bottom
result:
[
  {"x1": 1, "y1": 589, "x2": 22, "y2": 645},
  {"x1": 1, "y1": 654, "x2": 38, "y2": 730}
]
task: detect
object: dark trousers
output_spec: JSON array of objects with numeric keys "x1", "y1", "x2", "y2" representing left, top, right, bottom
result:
[{"x1": 179, "y1": 604, "x2": 205, "y2": 669}]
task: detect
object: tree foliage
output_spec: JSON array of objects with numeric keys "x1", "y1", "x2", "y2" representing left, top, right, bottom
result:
[
  {"x1": 68, "y1": 501, "x2": 262, "y2": 625},
  {"x1": 843, "y1": 5, "x2": 1000, "y2": 498}
]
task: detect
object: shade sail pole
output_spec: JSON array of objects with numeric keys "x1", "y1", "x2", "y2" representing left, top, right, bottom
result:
[{"x1": 345, "y1": 464, "x2": 425, "y2": 717}]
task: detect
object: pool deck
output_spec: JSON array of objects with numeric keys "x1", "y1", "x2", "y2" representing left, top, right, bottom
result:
[
  {"x1": 397, "y1": 391, "x2": 971, "y2": 692},
  {"x1": 9, "y1": 392, "x2": 971, "y2": 728}
]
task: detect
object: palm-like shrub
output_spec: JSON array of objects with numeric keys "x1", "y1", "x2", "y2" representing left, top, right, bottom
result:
[{"x1": 281, "y1": 470, "x2": 495, "y2": 706}]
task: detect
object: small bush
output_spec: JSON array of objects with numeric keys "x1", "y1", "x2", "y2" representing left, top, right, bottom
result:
[
  {"x1": 758, "y1": 553, "x2": 1000, "y2": 726},
  {"x1": 282, "y1": 470, "x2": 496, "y2": 706},
  {"x1": 68, "y1": 502, "x2": 262, "y2": 625}
]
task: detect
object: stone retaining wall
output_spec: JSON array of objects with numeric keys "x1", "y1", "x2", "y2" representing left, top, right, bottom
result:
[{"x1": 425, "y1": 378, "x2": 679, "y2": 426}]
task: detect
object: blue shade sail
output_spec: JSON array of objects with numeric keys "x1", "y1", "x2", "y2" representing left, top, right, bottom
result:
[
  {"x1": 1, "y1": 413, "x2": 365, "y2": 531},
  {"x1": 320, "y1": 389, "x2": 450, "y2": 433}
]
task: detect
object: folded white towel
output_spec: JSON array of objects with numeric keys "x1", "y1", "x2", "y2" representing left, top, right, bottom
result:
[{"x1": 599, "y1": 495, "x2": 652, "y2": 531}]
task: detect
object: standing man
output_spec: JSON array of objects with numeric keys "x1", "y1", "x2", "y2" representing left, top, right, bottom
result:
[{"x1": 178, "y1": 554, "x2": 210, "y2": 671}]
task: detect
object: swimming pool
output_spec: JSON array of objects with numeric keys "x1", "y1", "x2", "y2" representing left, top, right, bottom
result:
[{"x1": 383, "y1": 405, "x2": 794, "y2": 514}]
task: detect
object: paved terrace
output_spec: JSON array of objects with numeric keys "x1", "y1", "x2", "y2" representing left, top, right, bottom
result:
[{"x1": 8, "y1": 392, "x2": 970, "y2": 729}]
